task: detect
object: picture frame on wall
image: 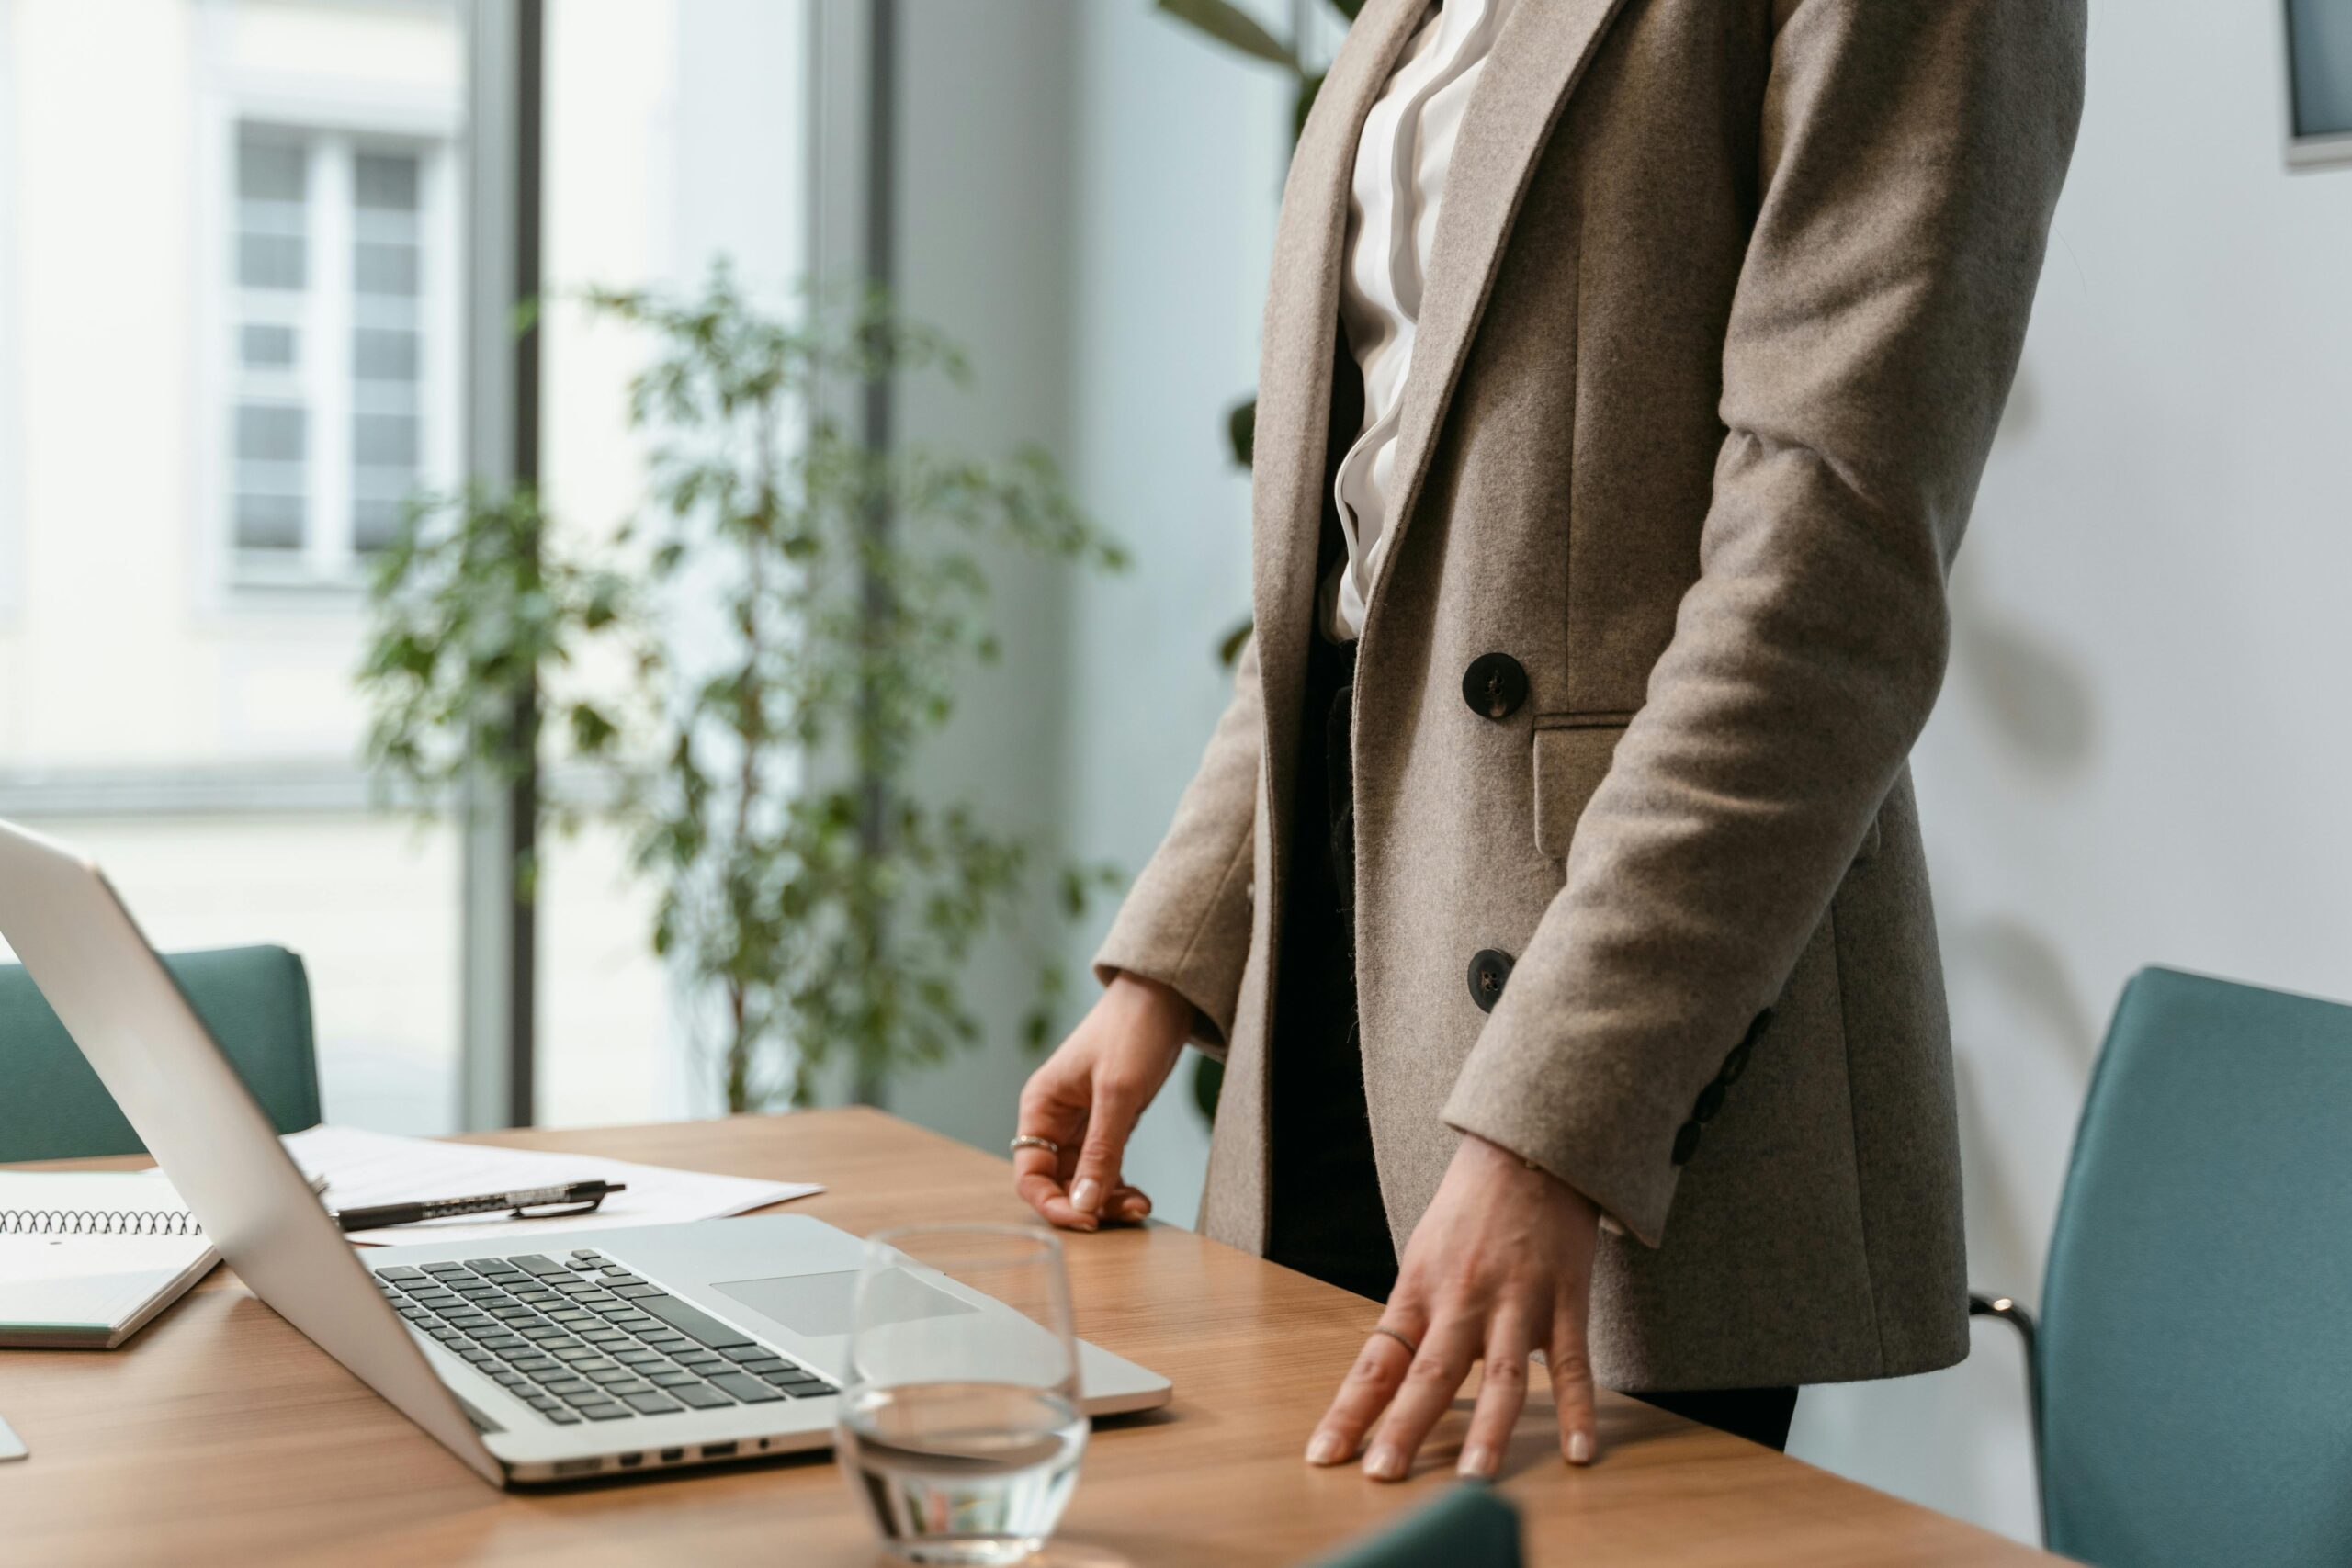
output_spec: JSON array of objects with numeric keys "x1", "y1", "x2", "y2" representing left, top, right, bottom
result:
[{"x1": 2285, "y1": 0, "x2": 2352, "y2": 168}]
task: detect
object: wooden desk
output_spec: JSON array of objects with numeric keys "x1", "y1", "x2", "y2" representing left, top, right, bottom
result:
[{"x1": 1, "y1": 1111, "x2": 2051, "y2": 1566}]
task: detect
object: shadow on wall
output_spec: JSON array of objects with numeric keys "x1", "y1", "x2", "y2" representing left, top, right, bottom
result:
[
  {"x1": 1949, "y1": 369, "x2": 2098, "y2": 784},
  {"x1": 1939, "y1": 366, "x2": 2106, "y2": 1289},
  {"x1": 1947, "y1": 917, "x2": 2102, "y2": 1288}
]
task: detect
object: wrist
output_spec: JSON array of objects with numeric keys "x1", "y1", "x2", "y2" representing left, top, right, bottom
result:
[{"x1": 1105, "y1": 972, "x2": 1193, "y2": 1045}]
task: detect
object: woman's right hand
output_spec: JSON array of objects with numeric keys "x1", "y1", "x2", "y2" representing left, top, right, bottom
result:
[{"x1": 1013, "y1": 974, "x2": 1193, "y2": 1231}]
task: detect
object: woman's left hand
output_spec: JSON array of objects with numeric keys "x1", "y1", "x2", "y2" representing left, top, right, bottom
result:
[{"x1": 1304, "y1": 1133, "x2": 1602, "y2": 1481}]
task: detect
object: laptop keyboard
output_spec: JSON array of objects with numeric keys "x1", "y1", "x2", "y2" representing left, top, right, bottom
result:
[{"x1": 371, "y1": 1250, "x2": 836, "y2": 1427}]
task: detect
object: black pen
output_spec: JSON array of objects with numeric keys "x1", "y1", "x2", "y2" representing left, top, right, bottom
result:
[{"x1": 332, "y1": 1180, "x2": 628, "y2": 1232}]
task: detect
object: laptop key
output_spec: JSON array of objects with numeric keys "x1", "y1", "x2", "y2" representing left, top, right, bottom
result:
[
  {"x1": 648, "y1": 1369, "x2": 702, "y2": 1387},
  {"x1": 584, "y1": 1367, "x2": 639, "y2": 1385},
  {"x1": 423, "y1": 1261, "x2": 469, "y2": 1275},
  {"x1": 718, "y1": 1345, "x2": 774, "y2": 1364},
  {"x1": 571, "y1": 1249, "x2": 606, "y2": 1263},
  {"x1": 507, "y1": 1356, "x2": 560, "y2": 1375},
  {"x1": 539, "y1": 1377, "x2": 592, "y2": 1395},
  {"x1": 377, "y1": 1267, "x2": 426, "y2": 1281},
  {"x1": 622, "y1": 1392, "x2": 684, "y2": 1416},
  {"x1": 575, "y1": 1403, "x2": 634, "y2": 1421},
  {"x1": 614, "y1": 1349, "x2": 665, "y2": 1367},
  {"x1": 604, "y1": 1379, "x2": 654, "y2": 1398},
  {"x1": 634, "y1": 1295, "x2": 755, "y2": 1350},
  {"x1": 476, "y1": 1335, "x2": 526, "y2": 1351},
  {"x1": 557, "y1": 1386, "x2": 609, "y2": 1407},
  {"x1": 670, "y1": 1383, "x2": 737, "y2": 1410},
  {"x1": 707, "y1": 1372, "x2": 786, "y2": 1404},
  {"x1": 545, "y1": 1408, "x2": 583, "y2": 1425},
  {"x1": 674, "y1": 1353, "x2": 728, "y2": 1373}
]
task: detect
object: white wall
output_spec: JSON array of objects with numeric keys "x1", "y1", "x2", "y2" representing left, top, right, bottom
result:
[{"x1": 1786, "y1": 0, "x2": 2352, "y2": 1541}]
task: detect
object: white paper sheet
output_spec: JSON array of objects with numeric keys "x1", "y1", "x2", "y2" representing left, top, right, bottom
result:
[{"x1": 282, "y1": 1124, "x2": 821, "y2": 1247}]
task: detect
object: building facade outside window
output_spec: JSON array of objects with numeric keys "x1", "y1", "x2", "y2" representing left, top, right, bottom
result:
[{"x1": 227, "y1": 124, "x2": 456, "y2": 581}]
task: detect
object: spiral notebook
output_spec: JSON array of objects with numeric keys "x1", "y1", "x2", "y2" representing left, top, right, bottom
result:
[{"x1": 0, "y1": 1170, "x2": 218, "y2": 1348}]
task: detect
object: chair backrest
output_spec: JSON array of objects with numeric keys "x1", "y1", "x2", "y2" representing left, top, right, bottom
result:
[
  {"x1": 2040, "y1": 966, "x2": 2352, "y2": 1566},
  {"x1": 1305, "y1": 1484, "x2": 1522, "y2": 1568},
  {"x1": 0, "y1": 943, "x2": 321, "y2": 1161}
]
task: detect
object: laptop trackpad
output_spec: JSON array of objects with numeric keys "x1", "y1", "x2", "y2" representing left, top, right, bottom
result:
[{"x1": 713, "y1": 1268, "x2": 977, "y2": 1338}]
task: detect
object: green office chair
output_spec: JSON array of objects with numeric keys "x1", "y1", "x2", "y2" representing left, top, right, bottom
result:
[
  {"x1": 0, "y1": 943, "x2": 321, "y2": 1161},
  {"x1": 1304, "y1": 1483, "x2": 1522, "y2": 1568},
  {"x1": 1971, "y1": 966, "x2": 2352, "y2": 1567}
]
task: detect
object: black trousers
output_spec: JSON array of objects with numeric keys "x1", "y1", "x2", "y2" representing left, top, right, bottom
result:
[{"x1": 1261, "y1": 636, "x2": 1799, "y2": 1454}]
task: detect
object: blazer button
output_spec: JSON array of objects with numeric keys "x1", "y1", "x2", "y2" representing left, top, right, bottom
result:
[
  {"x1": 1692, "y1": 1079, "x2": 1726, "y2": 1123},
  {"x1": 1462, "y1": 653, "x2": 1529, "y2": 721},
  {"x1": 1671, "y1": 1122, "x2": 1702, "y2": 1166},
  {"x1": 1466, "y1": 948, "x2": 1515, "y2": 1012}
]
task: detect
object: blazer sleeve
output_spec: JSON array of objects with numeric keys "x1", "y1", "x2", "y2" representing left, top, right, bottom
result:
[
  {"x1": 1091, "y1": 634, "x2": 1263, "y2": 1055},
  {"x1": 1442, "y1": 0, "x2": 2086, "y2": 1245}
]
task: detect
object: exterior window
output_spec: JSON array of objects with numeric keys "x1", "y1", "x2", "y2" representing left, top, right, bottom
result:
[{"x1": 227, "y1": 125, "x2": 450, "y2": 583}]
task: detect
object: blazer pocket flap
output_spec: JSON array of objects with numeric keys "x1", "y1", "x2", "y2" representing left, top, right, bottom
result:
[
  {"x1": 1532, "y1": 718, "x2": 1631, "y2": 861},
  {"x1": 1532, "y1": 717, "x2": 1889, "y2": 866}
]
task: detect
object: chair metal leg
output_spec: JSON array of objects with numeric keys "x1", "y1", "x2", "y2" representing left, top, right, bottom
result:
[{"x1": 1969, "y1": 1292, "x2": 2045, "y2": 1545}]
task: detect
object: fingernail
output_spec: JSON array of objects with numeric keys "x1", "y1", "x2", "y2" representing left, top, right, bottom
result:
[
  {"x1": 1306, "y1": 1432, "x2": 1344, "y2": 1466},
  {"x1": 1364, "y1": 1446, "x2": 1406, "y2": 1481},
  {"x1": 1070, "y1": 1178, "x2": 1102, "y2": 1214},
  {"x1": 1119, "y1": 1195, "x2": 1151, "y2": 1219},
  {"x1": 1457, "y1": 1444, "x2": 1496, "y2": 1479},
  {"x1": 1567, "y1": 1430, "x2": 1594, "y2": 1466}
]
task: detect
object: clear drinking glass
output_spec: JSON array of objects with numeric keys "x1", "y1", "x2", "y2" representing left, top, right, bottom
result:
[{"x1": 837, "y1": 1224, "x2": 1089, "y2": 1565}]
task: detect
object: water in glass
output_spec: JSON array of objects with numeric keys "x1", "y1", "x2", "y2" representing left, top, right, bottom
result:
[{"x1": 839, "y1": 1224, "x2": 1088, "y2": 1565}]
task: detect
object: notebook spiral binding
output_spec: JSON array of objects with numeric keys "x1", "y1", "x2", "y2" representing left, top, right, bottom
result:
[{"x1": 0, "y1": 1208, "x2": 205, "y2": 1237}]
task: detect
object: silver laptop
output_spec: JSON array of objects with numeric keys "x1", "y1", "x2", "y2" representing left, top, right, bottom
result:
[{"x1": 0, "y1": 818, "x2": 1170, "y2": 1485}]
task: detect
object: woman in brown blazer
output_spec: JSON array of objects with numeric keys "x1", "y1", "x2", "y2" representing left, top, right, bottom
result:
[{"x1": 1014, "y1": 0, "x2": 2084, "y2": 1480}]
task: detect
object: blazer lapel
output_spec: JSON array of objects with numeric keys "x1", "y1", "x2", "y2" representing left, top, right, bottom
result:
[
  {"x1": 1250, "y1": 0, "x2": 1426, "y2": 863},
  {"x1": 1354, "y1": 0, "x2": 1634, "y2": 652}
]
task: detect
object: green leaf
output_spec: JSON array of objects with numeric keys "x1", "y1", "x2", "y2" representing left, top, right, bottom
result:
[
  {"x1": 1226, "y1": 395, "x2": 1257, "y2": 469},
  {"x1": 1153, "y1": 0, "x2": 1297, "y2": 68},
  {"x1": 1328, "y1": 0, "x2": 1365, "y2": 20},
  {"x1": 1191, "y1": 1052, "x2": 1225, "y2": 1122},
  {"x1": 1294, "y1": 73, "x2": 1326, "y2": 141},
  {"x1": 1216, "y1": 616, "x2": 1253, "y2": 669}
]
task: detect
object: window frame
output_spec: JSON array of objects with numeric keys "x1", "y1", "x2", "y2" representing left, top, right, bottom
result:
[
  {"x1": 193, "y1": 30, "x2": 463, "y2": 608},
  {"x1": 0, "y1": 0, "x2": 22, "y2": 626}
]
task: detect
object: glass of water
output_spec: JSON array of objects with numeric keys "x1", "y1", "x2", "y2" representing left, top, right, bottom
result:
[{"x1": 838, "y1": 1223, "x2": 1088, "y2": 1565}]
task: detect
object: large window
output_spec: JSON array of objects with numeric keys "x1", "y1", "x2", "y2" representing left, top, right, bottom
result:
[
  {"x1": 0, "y1": 0, "x2": 813, "y2": 1135},
  {"x1": 227, "y1": 124, "x2": 456, "y2": 582}
]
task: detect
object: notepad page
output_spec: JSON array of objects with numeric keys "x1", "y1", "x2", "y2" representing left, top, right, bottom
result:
[{"x1": 0, "y1": 1233, "x2": 217, "y2": 1343}]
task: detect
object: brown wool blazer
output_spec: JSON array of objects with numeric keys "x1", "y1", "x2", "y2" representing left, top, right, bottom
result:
[{"x1": 1096, "y1": 0, "x2": 2085, "y2": 1391}]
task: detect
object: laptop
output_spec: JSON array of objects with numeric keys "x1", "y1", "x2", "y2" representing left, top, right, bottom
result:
[{"x1": 0, "y1": 818, "x2": 1170, "y2": 1485}]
